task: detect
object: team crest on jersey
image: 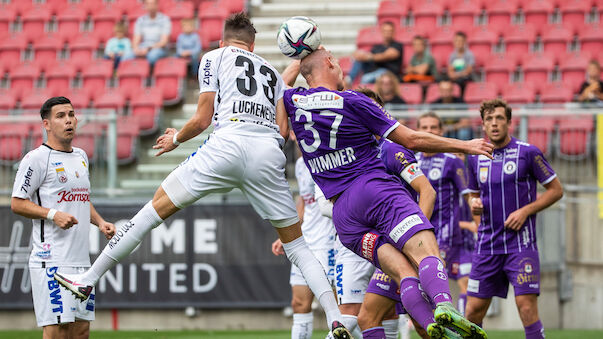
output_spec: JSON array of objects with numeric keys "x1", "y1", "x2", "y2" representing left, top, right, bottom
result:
[
  {"x1": 55, "y1": 167, "x2": 67, "y2": 183},
  {"x1": 428, "y1": 168, "x2": 442, "y2": 180},
  {"x1": 503, "y1": 161, "x2": 517, "y2": 174},
  {"x1": 479, "y1": 167, "x2": 488, "y2": 183},
  {"x1": 75, "y1": 171, "x2": 80, "y2": 178},
  {"x1": 292, "y1": 92, "x2": 343, "y2": 110}
]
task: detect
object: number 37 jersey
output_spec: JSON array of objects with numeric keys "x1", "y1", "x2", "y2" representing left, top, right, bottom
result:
[{"x1": 199, "y1": 46, "x2": 286, "y2": 141}]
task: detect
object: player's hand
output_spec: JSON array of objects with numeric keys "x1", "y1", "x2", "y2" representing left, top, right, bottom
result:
[
  {"x1": 271, "y1": 239, "x2": 285, "y2": 256},
  {"x1": 470, "y1": 197, "x2": 483, "y2": 216},
  {"x1": 153, "y1": 128, "x2": 179, "y2": 157},
  {"x1": 459, "y1": 221, "x2": 478, "y2": 233},
  {"x1": 53, "y1": 211, "x2": 78, "y2": 229},
  {"x1": 98, "y1": 221, "x2": 116, "y2": 239},
  {"x1": 504, "y1": 208, "x2": 528, "y2": 231},
  {"x1": 464, "y1": 139, "x2": 494, "y2": 159}
]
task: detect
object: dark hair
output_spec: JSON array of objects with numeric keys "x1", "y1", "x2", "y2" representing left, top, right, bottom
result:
[
  {"x1": 479, "y1": 98, "x2": 512, "y2": 121},
  {"x1": 223, "y1": 12, "x2": 256, "y2": 45},
  {"x1": 417, "y1": 111, "x2": 442, "y2": 129},
  {"x1": 454, "y1": 31, "x2": 467, "y2": 39},
  {"x1": 356, "y1": 87, "x2": 384, "y2": 106},
  {"x1": 413, "y1": 35, "x2": 424, "y2": 42},
  {"x1": 40, "y1": 96, "x2": 72, "y2": 120},
  {"x1": 589, "y1": 59, "x2": 600, "y2": 69},
  {"x1": 381, "y1": 21, "x2": 395, "y2": 29}
]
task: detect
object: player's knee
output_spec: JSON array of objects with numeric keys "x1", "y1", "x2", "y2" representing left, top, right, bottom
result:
[
  {"x1": 516, "y1": 297, "x2": 538, "y2": 323},
  {"x1": 291, "y1": 295, "x2": 312, "y2": 313}
]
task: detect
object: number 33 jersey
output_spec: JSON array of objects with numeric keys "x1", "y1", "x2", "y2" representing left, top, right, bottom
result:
[
  {"x1": 199, "y1": 46, "x2": 286, "y2": 142},
  {"x1": 284, "y1": 87, "x2": 400, "y2": 200}
]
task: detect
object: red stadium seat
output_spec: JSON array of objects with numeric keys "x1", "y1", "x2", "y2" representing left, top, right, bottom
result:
[
  {"x1": 522, "y1": 53, "x2": 554, "y2": 91},
  {"x1": 73, "y1": 122, "x2": 103, "y2": 162},
  {"x1": 92, "y1": 5, "x2": 122, "y2": 42},
  {"x1": 199, "y1": 6, "x2": 229, "y2": 48},
  {"x1": 503, "y1": 82, "x2": 536, "y2": 104},
  {"x1": 485, "y1": 0, "x2": 518, "y2": 28},
  {"x1": 414, "y1": 2, "x2": 444, "y2": 29},
  {"x1": 165, "y1": 1, "x2": 195, "y2": 42},
  {"x1": 117, "y1": 59, "x2": 150, "y2": 99},
  {"x1": 542, "y1": 25, "x2": 571, "y2": 55},
  {"x1": 430, "y1": 28, "x2": 455, "y2": 68},
  {"x1": 2, "y1": 1, "x2": 34, "y2": 16},
  {"x1": 377, "y1": 1, "x2": 405, "y2": 29},
  {"x1": 464, "y1": 82, "x2": 499, "y2": 104},
  {"x1": 131, "y1": 87, "x2": 163, "y2": 135},
  {"x1": 116, "y1": 115, "x2": 140, "y2": 164},
  {"x1": 0, "y1": 34, "x2": 27, "y2": 71},
  {"x1": 22, "y1": 5, "x2": 52, "y2": 42},
  {"x1": 56, "y1": 5, "x2": 87, "y2": 43},
  {"x1": 82, "y1": 60, "x2": 113, "y2": 100},
  {"x1": 117, "y1": 0, "x2": 143, "y2": 15},
  {"x1": 0, "y1": 89, "x2": 18, "y2": 110},
  {"x1": 93, "y1": 88, "x2": 126, "y2": 114},
  {"x1": 65, "y1": 88, "x2": 91, "y2": 110},
  {"x1": 468, "y1": 28, "x2": 497, "y2": 66},
  {"x1": 484, "y1": 56, "x2": 515, "y2": 89},
  {"x1": 395, "y1": 25, "x2": 428, "y2": 49},
  {"x1": 560, "y1": 52, "x2": 591, "y2": 91},
  {"x1": 338, "y1": 56, "x2": 352, "y2": 76},
  {"x1": 399, "y1": 83, "x2": 423, "y2": 104},
  {"x1": 0, "y1": 6, "x2": 16, "y2": 40},
  {"x1": 539, "y1": 82, "x2": 574, "y2": 103},
  {"x1": 154, "y1": 57, "x2": 188, "y2": 104},
  {"x1": 46, "y1": 60, "x2": 78, "y2": 96},
  {"x1": 357, "y1": 26, "x2": 383, "y2": 51},
  {"x1": 0, "y1": 123, "x2": 30, "y2": 163},
  {"x1": 556, "y1": 116, "x2": 593, "y2": 160},
  {"x1": 21, "y1": 89, "x2": 55, "y2": 110},
  {"x1": 69, "y1": 33, "x2": 100, "y2": 70},
  {"x1": 524, "y1": 0, "x2": 554, "y2": 27},
  {"x1": 527, "y1": 117, "x2": 555, "y2": 156},
  {"x1": 34, "y1": 34, "x2": 63, "y2": 71},
  {"x1": 560, "y1": 0, "x2": 590, "y2": 31},
  {"x1": 9, "y1": 62, "x2": 41, "y2": 100},
  {"x1": 126, "y1": 6, "x2": 147, "y2": 30},
  {"x1": 503, "y1": 24, "x2": 536, "y2": 56},
  {"x1": 219, "y1": 0, "x2": 247, "y2": 14},
  {"x1": 580, "y1": 24, "x2": 603, "y2": 57},
  {"x1": 46, "y1": 0, "x2": 69, "y2": 12},
  {"x1": 425, "y1": 82, "x2": 461, "y2": 103},
  {"x1": 450, "y1": 1, "x2": 478, "y2": 30}
]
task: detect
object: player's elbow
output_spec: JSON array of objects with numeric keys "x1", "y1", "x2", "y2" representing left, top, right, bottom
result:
[
  {"x1": 554, "y1": 185, "x2": 564, "y2": 202},
  {"x1": 10, "y1": 198, "x2": 24, "y2": 215}
]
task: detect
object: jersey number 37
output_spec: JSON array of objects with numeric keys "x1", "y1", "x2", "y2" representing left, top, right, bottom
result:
[{"x1": 295, "y1": 109, "x2": 343, "y2": 153}]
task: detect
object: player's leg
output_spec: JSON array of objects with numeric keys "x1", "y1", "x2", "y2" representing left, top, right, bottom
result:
[
  {"x1": 457, "y1": 276, "x2": 469, "y2": 315},
  {"x1": 338, "y1": 303, "x2": 362, "y2": 339},
  {"x1": 67, "y1": 320, "x2": 90, "y2": 339},
  {"x1": 464, "y1": 296, "x2": 491, "y2": 326},
  {"x1": 33, "y1": 267, "x2": 80, "y2": 338},
  {"x1": 291, "y1": 284, "x2": 315, "y2": 339},
  {"x1": 42, "y1": 324, "x2": 68, "y2": 339},
  {"x1": 357, "y1": 293, "x2": 396, "y2": 336},
  {"x1": 515, "y1": 294, "x2": 544, "y2": 339},
  {"x1": 465, "y1": 253, "x2": 507, "y2": 327}
]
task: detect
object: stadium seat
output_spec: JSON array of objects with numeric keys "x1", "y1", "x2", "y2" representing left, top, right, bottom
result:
[
  {"x1": 65, "y1": 88, "x2": 91, "y2": 109},
  {"x1": 34, "y1": 34, "x2": 63, "y2": 71},
  {"x1": 45, "y1": 0, "x2": 69, "y2": 12},
  {"x1": 117, "y1": 0, "x2": 143, "y2": 15},
  {"x1": 46, "y1": 60, "x2": 78, "y2": 96},
  {"x1": 126, "y1": 6, "x2": 147, "y2": 30},
  {"x1": 425, "y1": 82, "x2": 461, "y2": 103},
  {"x1": 414, "y1": 2, "x2": 444, "y2": 28},
  {"x1": 219, "y1": 0, "x2": 247, "y2": 14},
  {"x1": 2, "y1": 1, "x2": 33, "y2": 16},
  {"x1": 21, "y1": 89, "x2": 55, "y2": 110},
  {"x1": 399, "y1": 83, "x2": 423, "y2": 104},
  {"x1": 82, "y1": 60, "x2": 113, "y2": 100},
  {"x1": 560, "y1": 52, "x2": 591, "y2": 91},
  {"x1": 199, "y1": 6, "x2": 229, "y2": 48},
  {"x1": 22, "y1": 5, "x2": 52, "y2": 42},
  {"x1": 69, "y1": 33, "x2": 100, "y2": 70},
  {"x1": 131, "y1": 87, "x2": 163, "y2": 135},
  {"x1": 73, "y1": 122, "x2": 103, "y2": 162},
  {"x1": 9, "y1": 62, "x2": 41, "y2": 100},
  {"x1": 430, "y1": 28, "x2": 455, "y2": 68},
  {"x1": 0, "y1": 6, "x2": 16, "y2": 40},
  {"x1": 164, "y1": 1, "x2": 195, "y2": 42},
  {"x1": 580, "y1": 24, "x2": 603, "y2": 57},
  {"x1": 560, "y1": 0, "x2": 590, "y2": 32},
  {"x1": 527, "y1": 117, "x2": 555, "y2": 156},
  {"x1": 484, "y1": 56, "x2": 515, "y2": 89},
  {"x1": 503, "y1": 24, "x2": 536, "y2": 55},
  {"x1": 0, "y1": 34, "x2": 28, "y2": 71},
  {"x1": 92, "y1": 5, "x2": 122, "y2": 42},
  {"x1": 116, "y1": 115, "x2": 140, "y2": 164},
  {"x1": 556, "y1": 116, "x2": 593, "y2": 160},
  {"x1": 539, "y1": 82, "x2": 574, "y2": 103},
  {"x1": 0, "y1": 123, "x2": 30, "y2": 163},
  {"x1": 338, "y1": 56, "x2": 352, "y2": 76},
  {"x1": 357, "y1": 26, "x2": 383, "y2": 51},
  {"x1": 0, "y1": 89, "x2": 18, "y2": 111},
  {"x1": 377, "y1": 1, "x2": 405, "y2": 29},
  {"x1": 468, "y1": 28, "x2": 497, "y2": 66},
  {"x1": 93, "y1": 88, "x2": 126, "y2": 114},
  {"x1": 154, "y1": 57, "x2": 188, "y2": 104},
  {"x1": 542, "y1": 25, "x2": 571, "y2": 55},
  {"x1": 464, "y1": 82, "x2": 499, "y2": 104},
  {"x1": 485, "y1": 0, "x2": 518, "y2": 28},
  {"x1": 522, "y1": 53, "x2": 554, "y2": 91},
  {"x1": 524, "y1": 0, "x2": 554, "y2": 27},
  {"x1": 502, "y1": 82, "x2": 536, "y2": 104},
  {"x1": 117, "y1": 59, "x2": 150, "y2": 100},
  {"x1": 450, "y1": 1, "x2": 478, "y2": 30},
  {"x1": 395, "y1": 25, "x2": 428, "y2": 49},
  {"x1": 56, "y1": 4, "x2": 87, "y2": 43}
]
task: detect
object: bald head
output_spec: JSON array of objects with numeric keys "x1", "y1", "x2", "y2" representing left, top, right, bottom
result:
[
  {"x1": 300, "y1": 49, "x2": 330, "y2": 82},
  {"x1": 299, "y1": 49, "x2": 344, "y2": 90}
]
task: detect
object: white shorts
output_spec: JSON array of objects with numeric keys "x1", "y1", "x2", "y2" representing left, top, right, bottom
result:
[
  {"x1": 334, "y1": 237, "x2": 375, "y2": 304},
  {"x1": 290, "y1": 247, "x2": 336, "y2": 287},
  {"x1": 30, "y1": 266, "x2": 95, "y2": 327},
  {"x1": 162, "y1": 133, "x2": 298, "y2": 226}
]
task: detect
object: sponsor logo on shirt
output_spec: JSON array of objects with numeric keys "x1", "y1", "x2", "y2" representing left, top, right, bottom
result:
[
  {"x1": 517, "y1": 257, "x2": 539, "y2": 286},
  {"x1": 20, "y1": 166, "x2": 34, "y2": 193},
  {"x1": 57, "y1": 188, "x2": 90, "y2": 203},
  {"x1": 534, "y1": 155, "x2": 551, "y2": 178},
  {"x1": 503, "y1": 161, "x2": 517, "y2": 175},
  {"x1": 36, "y1": 243, "x2": 51, "y2": 259},
  {"x1": 292, "y1": 92, "x2": 344, "y2": 110},
  {"x1": 389, "y1": 214, "x2": 422, "y2": 243},
  {"x1": 55, "y1": 167, "x2": 67, "y2": 183},
  {"x1": 428, "y1": 168, "x2": 442, "y2": 180},
  {"x1": 401, "y1": 163, "x2": 422, "y2": 183},
  {"x1": 202, "y1": 59, "x2": 212, "y2": 85},
  {"x1": 395, "y1": 152, "x2": 409, "y2": 167},
  {"x1": 479, "y1": 167, "x2": 488, "y2": 183},
  {"x1": 361, "y1": 232, "x2": 379, "y2": 261},
  {"x1": 52, "y1": 162, "x2": 63, "y2": 167}
]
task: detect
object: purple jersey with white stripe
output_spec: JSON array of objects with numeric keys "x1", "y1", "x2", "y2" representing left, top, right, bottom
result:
[
  {"x1": 284, "y1": 87, "x2": 399, "y2": 199},
  {"x1": 466, "y1": 137, "x2": 557, "y2": 254},
  {"x1": 416, "y1": 153, "x2": 469, "y2": 249},
  {"x1": 378, "y1": 138, "x2": 418, "y2": 201}
]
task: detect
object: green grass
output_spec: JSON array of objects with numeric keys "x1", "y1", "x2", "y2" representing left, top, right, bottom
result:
[{"x1": 0, "y1": 329, "x2": 601, "y2": 339}]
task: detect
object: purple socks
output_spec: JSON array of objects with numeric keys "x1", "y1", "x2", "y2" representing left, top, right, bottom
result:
[
  {"x1": 458, "y1": 293, "x2": 467, "y2": 315},
  {"x1": 362, "y1": 327, "x2": 385, "y2": 339},
  {"x1": 418, "y1": 256, "x2": 453, "y2": 305},
  {"x1": 524, "y1": 320, "x2": 545, "y2": 339},
  {"x1": 399, "y1": 277, "x2": 436, "y2": 330}
]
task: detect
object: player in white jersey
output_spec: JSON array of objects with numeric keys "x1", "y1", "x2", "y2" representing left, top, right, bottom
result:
[
  {"x1": 55, "y1": 14, "x2": 351, "y2": 338},
  {"x1": 271, "y1": 157, "x2": 336, "y2": 339},
  {"x1": 11, "y1": 96, "x2": 115, "y2": 338}
]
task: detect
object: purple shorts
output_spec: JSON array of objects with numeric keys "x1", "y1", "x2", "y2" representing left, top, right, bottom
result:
[
  {"x1": 467, "y1": 250, "x2": 540, "y2": 299},
  {"x1": 365, "y1": 269, "x2": 406, "y2": 315},
  {"x1": 439, "y1": 244, "x2": 473, "y2": 280},
  {"x1": 332, "y1": 174, "x2": 434, "y2": 269}
]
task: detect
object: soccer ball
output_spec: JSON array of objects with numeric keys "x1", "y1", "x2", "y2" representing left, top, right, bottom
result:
[{"x1": 277, "y1": 16, "x2": 321, "y2": 60}]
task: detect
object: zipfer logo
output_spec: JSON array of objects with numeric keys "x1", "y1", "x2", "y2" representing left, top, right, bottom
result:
[
  {"x1": 108, "y1": 221, "x2": 135, "y2": 249},
  {"x1": 202, "y1": 60, "x2": 212, "y2": 85},
  {"x1": 20, "y1": 167, "x2": 34, "y2": 193}
]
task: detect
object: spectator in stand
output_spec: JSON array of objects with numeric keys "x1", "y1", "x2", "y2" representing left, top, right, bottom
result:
[
  {"x1": 375, "y1": 71, "x2": 406, "y2": 104},
  {"x1": 176, "y1": 18, "x2": 202, "y2": 77},
  {"x1": 578, "y1": 60, "x2": 603, "y2": 104},
  {"x1": 431, "y1": 80, "x2": 472, "y2": 140},
  {"x1": 133, "y1": 0, "x2": 171, "y2": 66},
  {"x1": 346, "y1": 21, "x2": 403, "y2": 85},
  {"x1": 403, "y1": 35, "x2": 438, "y2": 83},
  {"x1": 104, "y1": 22, "x2": 134, "y2": 70},
  {"x1": 447, "y1": 31, "x2": 475, "y2": 97}
]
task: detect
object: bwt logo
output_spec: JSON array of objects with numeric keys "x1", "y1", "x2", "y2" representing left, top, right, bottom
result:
[{"x1": 0, "y1": 221, "x2": 32, "y2": 293}]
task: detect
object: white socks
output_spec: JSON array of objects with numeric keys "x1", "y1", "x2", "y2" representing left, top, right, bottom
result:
[
  {"x1": 292, "y1": 312, "x2": 313, "y2": 339},
  {"x1": 383, "y1": 319, "x2": 399, "y2": 339},
  {"x1": 341, "y1": 314, "x2": 362, "y2": 338},
  {"x1": 83, "y1": 201, "x2": 163, "y2": 285},
  {"x1": 283, "y1": 237, "x2": 342, "y2": 328}
]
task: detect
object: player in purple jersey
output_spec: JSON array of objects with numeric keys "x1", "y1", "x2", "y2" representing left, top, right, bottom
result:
[
  {"x1": 464, "y1": 99, "x2": 563, "y2": 339},
  {"x1": 416, "y1": 112, "x2": 474, "y2": 316},
  {"x1": 284, "y1": 49, "x2": 492, "y2": 339}
]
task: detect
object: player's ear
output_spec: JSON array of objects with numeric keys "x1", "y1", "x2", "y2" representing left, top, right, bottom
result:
[
  {"x1": 219, "y1": 40, "x2": 224, "y2": 48},
  {"x1": 249, "y1": 42, "x2": 255, "y2": 52}
]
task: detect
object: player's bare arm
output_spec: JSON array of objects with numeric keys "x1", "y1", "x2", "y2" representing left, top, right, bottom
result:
[
  {"x1": 281, "y1": 60, "x2": 301, "y2": 87},
  {"x1": 90, "y1": 203, "x2": 115, "y2": 239},
  {"x1": 276, "y1": 99, "x2": 290, "y2": 141},
  {"x1": 504, "y1": 177, "x2": 563, "y2": 231},
  {"x1": 153, "y1": 91, "x2": 216, "y2": 156},
  {"x1": 409, "y1": 175, "x2": 436, "y2": 220},
  {"x1": 11, "y1": 197, "x2": 78, "y2": 229},
  {"x1": 387, "y1": 124, "x2": 494, "y2": 159}
]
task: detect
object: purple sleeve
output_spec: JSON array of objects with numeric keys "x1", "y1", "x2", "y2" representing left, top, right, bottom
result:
[
  {"x1": 466, "y1": 155, "x2": 479, "y2": 192},
  {"x1": 352, "y1": 94, "x2": 399, "y2": 138},
  {"x1": 450, "y1": 157, "x2": 469, "y2": 194},
  {"x1": 528, "y1": 146, "x2": 557, "y2": 185}
]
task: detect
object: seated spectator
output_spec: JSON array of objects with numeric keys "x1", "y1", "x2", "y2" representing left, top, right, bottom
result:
[
  {"x1": 177, "y1": 19, "x2": 202, "y2": 77},
  {"x1": 430, "y1": 80, "x2": 465, "y2": 105},
  {"x1": 578, "y1": 60, "x2": 603, "y2": 104},
  {"x1": 447, "y1": 31, "x2": 475, "y2": 97},
  {"x1": 375, "y1": 71, "x2": 406, "y2": 104},
  {"x1": 403, "y1": 35, "x2": 438, "y2": 83},
  {"x1": 133, "y1": 0, "x2": 171, "y2": 66},
  {"x1": 431, "y1": 80, "x2": 471, "y2": 140},
  {"x1": 347, "y1": 21, "x2": 403, "y2": 85},
  {"x1": 104, "y1": 22, "x2": 134, "y2": 70}
]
